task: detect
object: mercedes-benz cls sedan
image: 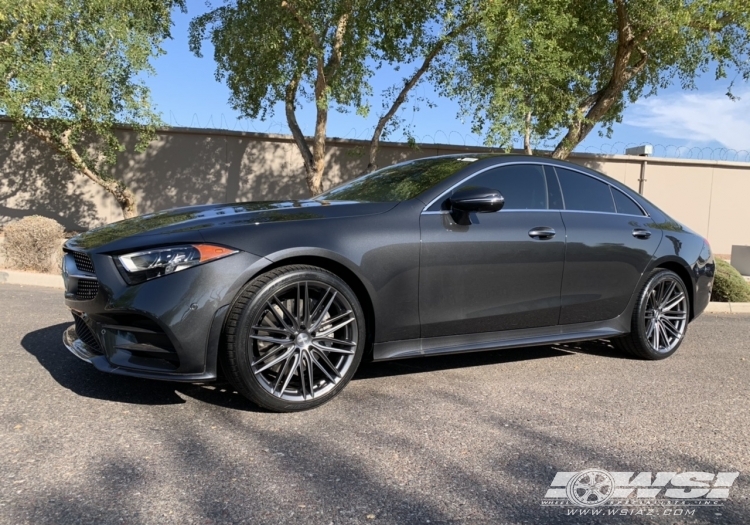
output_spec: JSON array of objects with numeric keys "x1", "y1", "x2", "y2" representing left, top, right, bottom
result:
[{"x1": 61, "y1": 154, "x2": 715, "y2": 411}]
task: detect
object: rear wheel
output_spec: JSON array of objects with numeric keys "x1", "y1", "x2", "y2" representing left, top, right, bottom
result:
[
  {"x1": 222, "y1": 265, "x2": 366, "y2": 412},
  {"x1": 614, "y1": 269, "x2": 690, "y2": 360}
]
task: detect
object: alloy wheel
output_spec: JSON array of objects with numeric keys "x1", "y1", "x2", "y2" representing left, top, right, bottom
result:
[
  {"x1": 248, "y1": 280, "x2": 358, "y2": 402},
  {"x1": 643, "y1": 276, "x2": 688, "y2": 354}
]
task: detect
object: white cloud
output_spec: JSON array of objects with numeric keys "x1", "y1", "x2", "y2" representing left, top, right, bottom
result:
[{"x1": 628, "y1": 90, "x2": 750, "y2": 151}]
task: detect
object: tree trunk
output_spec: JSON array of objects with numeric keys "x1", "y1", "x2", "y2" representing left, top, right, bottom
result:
[
  {"x1": 23, "y1": 122, "x2": 139, "y2": 219},
  {"x1": 552, "y1": 0, "x2": 649, "y2": 160},
  {"x1": 523, "y1": 111, "x2": 533, "y2": 155}
]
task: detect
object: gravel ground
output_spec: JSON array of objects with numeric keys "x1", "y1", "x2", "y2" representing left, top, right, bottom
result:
[{"x1": 0, "y1": 283, "x2": 748, "y2": 525}]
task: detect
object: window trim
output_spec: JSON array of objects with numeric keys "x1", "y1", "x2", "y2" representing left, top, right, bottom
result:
[
  {"x1": 609, "y1": 185, "x2": 648, "y2": 217},
  {"x1": 420, "y1": 160, "x2": 649, "y2": 217}
]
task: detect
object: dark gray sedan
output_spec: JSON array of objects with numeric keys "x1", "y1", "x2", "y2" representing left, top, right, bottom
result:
[{"x1": 61, "y1": 155, "x2": 715, "y2": 411}]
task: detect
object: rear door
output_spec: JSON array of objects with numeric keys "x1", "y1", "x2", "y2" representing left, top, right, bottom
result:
[
  {"x1": 419, "y1": 163, "x2": 566, "y2": 338},
  {"x1": 553, "y1": 166, "x2": 663, "y2": 324}
]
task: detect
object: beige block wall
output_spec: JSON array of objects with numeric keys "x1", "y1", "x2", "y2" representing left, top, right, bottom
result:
[{"x1": 1, "y1": 120, "x2": 749, "y2": 254}]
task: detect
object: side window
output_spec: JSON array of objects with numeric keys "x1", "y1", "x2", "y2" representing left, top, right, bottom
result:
[
  {"x1": 458, "y1": 164, "x2": 548, "y2": 210},
  {"x1": 612, "y1": 187, "x2": 645, "y2": 216},
  {"x1": 555, "y1": 167, "x2": 615, "y2": 213},
  {"x1": 543, "y1": 166, "x2": 564, "y2": 210}
]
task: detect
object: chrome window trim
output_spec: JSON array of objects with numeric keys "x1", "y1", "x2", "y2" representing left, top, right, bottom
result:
[
  {"x1": 420, "y1": 160, "x2": 650, "y2": 217},
  {"x1": 609, "y1": 184, "x2": 648, "y2": 217}
]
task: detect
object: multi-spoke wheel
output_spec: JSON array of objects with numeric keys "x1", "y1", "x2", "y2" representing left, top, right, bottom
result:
[
  {"x1": 221, "y1": 265, "x2": 366, "y2": 412},
  {"x1": 613, "y1": 269, "x2": 690, "y2": 360}
]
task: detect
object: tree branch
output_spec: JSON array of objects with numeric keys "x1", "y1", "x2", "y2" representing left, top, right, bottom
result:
[
  {"x1": 324, "y1": 9, "x2": 351, "y2": 80},
  {"x1": 284, "y1": 73, "x2": 314, "y2": 174},
  {"x1": 280, "y1": 0, "x2": 324, "y2": 55},
  {"x1": 366, "y1": 20, "x2": 472, "y2": 171}
]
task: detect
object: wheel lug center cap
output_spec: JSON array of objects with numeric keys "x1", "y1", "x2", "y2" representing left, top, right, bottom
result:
[{"x1": 295, "y1": 332, "x2": 312, "y2": 350}]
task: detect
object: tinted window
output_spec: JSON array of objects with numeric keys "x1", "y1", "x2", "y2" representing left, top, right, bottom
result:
[
  {"x1": 555, "y1": 167, "x2": 615, "y2": 213},
  {"x1": 458, "y1": 164, "x2": 548, "y2": 210},
  {"x1": 544, "y1": 166, "x2": 564, "y2": 210},
  {"x1": 316, "y1": 157, "x2": 474, "y2": 202},
  {"x1": 612, "y1": 188, "x2": 645, "y2": 216}
]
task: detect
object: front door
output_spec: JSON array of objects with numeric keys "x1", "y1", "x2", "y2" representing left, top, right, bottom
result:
[{"x1": 419, "y1": 163, "x2": 566, "y2": 338}]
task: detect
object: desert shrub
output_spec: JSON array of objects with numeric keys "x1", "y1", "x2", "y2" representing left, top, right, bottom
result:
[
  {"x1": 712, "y1": 258, "x2": 750, "y2": 303},
  {"x1": 2, "y1": 216, "x2": 64, "y2": 273}
]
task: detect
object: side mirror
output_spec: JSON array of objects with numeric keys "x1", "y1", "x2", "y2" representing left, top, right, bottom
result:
[{"x1": 449, "y1": 187, "x2": 505, "y2": 214}]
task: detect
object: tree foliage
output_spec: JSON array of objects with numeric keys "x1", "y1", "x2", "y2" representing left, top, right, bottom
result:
[
  {"x1": 190, "y1": 0, "x2": 465, "y2": 194},
  {"x1": 0, "y1": 0, "x2": 182, "y2": 219},
  {"x1": 444, "y1": 0, "x2": 750, "y2": 158}
]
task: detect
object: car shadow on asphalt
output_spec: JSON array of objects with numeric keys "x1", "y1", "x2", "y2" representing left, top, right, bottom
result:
[{"x1": 21, "y1": 322, "x2": 633, "y2": 411}]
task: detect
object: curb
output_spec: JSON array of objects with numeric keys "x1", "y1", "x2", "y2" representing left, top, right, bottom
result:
[
  {"x1": 704, "y1": 301, "x2": 750, "y2": 314},
  {"x1": 1, "y1": 268, "x2": 750, "y2": 312},
  {"x1": 0, "y1": 269, "x2": 64, "y2": 290}
]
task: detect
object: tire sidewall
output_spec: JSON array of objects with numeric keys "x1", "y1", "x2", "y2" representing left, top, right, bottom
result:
[
  {"x1": 231, "y1": 268, "x2": 366, "y2": 411},
  {"x1": 634, "y1": 269, "x2": 689, "y2": 360}
]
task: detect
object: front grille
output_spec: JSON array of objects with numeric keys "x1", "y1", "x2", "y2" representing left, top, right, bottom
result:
[
  {"x1": 76, "y1": 279, "x2": 99, "y2": 300},
  {"x1": 71, "y1": 251, "x2": 95, "y2": 273},
  {"x1": 73, "y1": 314, "x2": 102, "y2": 354}
]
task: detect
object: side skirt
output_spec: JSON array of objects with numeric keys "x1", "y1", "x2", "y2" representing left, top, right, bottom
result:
[{"x1": 372, "y1": 318, "x2": 629, "y2": 361}]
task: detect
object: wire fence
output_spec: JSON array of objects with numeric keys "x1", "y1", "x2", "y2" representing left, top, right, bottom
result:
[{"x1": 166, "y1": 112, "x2": 750, "y2": 163}]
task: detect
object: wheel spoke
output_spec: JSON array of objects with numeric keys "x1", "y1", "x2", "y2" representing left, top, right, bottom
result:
[
  {"x1": 309, "y1": 290, "x2": 338, "y2": 332},
  {"x1": 311, "y1": 341, "x2": 355, "y2": 354},
  {"x1": 316, "y1": 317, "x2": 355, "y2": 337},
  {"x1": 267, "y1": 298, "x2": 297, "y2": 332},
  {"x1": 311, "y1": 349, "x2": 342, "y2": 379},
  {"x1": 653, "y1": 320, "x2": 661, "y2": 350},
  {"x1": 251, "y1": 343, "x2": 291, "y2": 367},
  {"x1": 662, "y1": 310, "x2": 686, "y2": 321},
  {"x1": 252, "y1": 325, "x2": 292, "y2": 335},
  {"x1": 659, "y1": 281, "x2": 677, "y2": 308},
  {"x1": 658, "y1": 321, "x2": 670, "y2": 348},
  {"x1": 313, "y1": 337, "x2": 356, "y2": 347},
  {"x1": 274, "y1": 353, "x2": 299, "y2": 395},
  {"x1": 662, "y1": 317, "x2": 682, "y2": 339},
  {"x1": 307, "y1": 287, "x2": 331, "y2": 325},
  {"x1": 249, "y1": 334, "x2": 293, "y2": 345},
  {"x1": 254, "y1": 346, "x2": 294, "y2": 374},
  {"x1": 662, "y1": 293, "x2": 685, "y2": 311}
]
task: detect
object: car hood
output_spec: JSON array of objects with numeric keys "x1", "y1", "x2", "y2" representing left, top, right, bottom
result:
[{"x1": 66, "y1": 200, "x2": 397, "y2": 251}]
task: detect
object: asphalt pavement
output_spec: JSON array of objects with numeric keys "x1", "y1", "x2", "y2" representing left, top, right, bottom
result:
[{"x1": 0, "y1": 283, "x2": 748, "y2": 525}]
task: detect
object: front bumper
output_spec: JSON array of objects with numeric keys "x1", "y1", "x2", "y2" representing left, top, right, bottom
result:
[{"x1": 61, "y1": 248, "x2": 267, "y2": 381}]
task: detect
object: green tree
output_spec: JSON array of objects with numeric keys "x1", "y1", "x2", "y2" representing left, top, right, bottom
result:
[
  {"x1": 363, "y1": 0, "x2": 478, "y2": 172},
  {"x1": 0, "y1": 0, "x2": 182, "y2": 219},
  {"x1": 448, "y1": 0, "x2": 750, "y2": 158},
  {"x1": 190, "y1": 0, "x2": 454, "y2": 195}
]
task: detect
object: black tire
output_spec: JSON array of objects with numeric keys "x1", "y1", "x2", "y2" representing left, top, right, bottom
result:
[
  {"x1": 221, "y1": 265, "x2": 366, "y2": 412},
  {"x1": 613, "y1": 269, "x2": 690, "y2": 360}
]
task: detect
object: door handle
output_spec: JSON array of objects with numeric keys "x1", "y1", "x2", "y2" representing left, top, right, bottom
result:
[
  {"x1": 632, "y1": 228, "x2": 652, "y2": 239},
  {"x1": 528, "y1": 227, "x2": 556, "y2": 240}
]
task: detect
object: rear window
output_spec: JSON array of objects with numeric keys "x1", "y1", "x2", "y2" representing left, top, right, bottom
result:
[
  {"x1": 315, "y1": 158, "x2": 472, "y2": 202},
  {"x1": 555, "y1": 167, "x2": 615, "y2": 213}
]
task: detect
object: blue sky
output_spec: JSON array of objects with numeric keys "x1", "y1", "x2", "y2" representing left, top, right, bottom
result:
[{"x1": 145, "y1": 1, "x2": 750, "y2": 159}]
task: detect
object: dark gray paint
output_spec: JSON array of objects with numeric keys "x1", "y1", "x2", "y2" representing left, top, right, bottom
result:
[{"x1": 62, "y1": 155, "x2": 715, "y2": 380}]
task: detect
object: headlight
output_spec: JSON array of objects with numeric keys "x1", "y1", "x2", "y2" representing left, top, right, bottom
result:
[{"x1": 116, "y1": 244, "x2": 238, "y2": 284}]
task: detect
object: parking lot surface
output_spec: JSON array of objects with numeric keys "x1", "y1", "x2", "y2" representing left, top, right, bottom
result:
[{"x1": 0, "y1": 284, "x2": 748, "y2": 524}]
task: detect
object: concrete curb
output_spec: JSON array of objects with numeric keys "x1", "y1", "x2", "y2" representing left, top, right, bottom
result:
[
  {"x1": 0, "y1": 269, "x2": 64, "y2": 290},
  {"x1": 1, "y1": 268, "x2": 750, "y2": 312},
  {"x1": 705, "y1": 301, "x2": 750, "y2": 314}
]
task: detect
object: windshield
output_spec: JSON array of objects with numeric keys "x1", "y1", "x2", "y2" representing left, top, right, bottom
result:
[{"x1": 315, "y1": 157, "x2": 475, "y2": 202}]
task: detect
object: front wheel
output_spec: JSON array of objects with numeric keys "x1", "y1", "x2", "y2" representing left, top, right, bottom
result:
[
  {"x1": 613, "y1": 269, "x2": 690, "y2": 360},
  {"x1": 221, "y1": 265, "x2": 366, "y2": 412}
]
